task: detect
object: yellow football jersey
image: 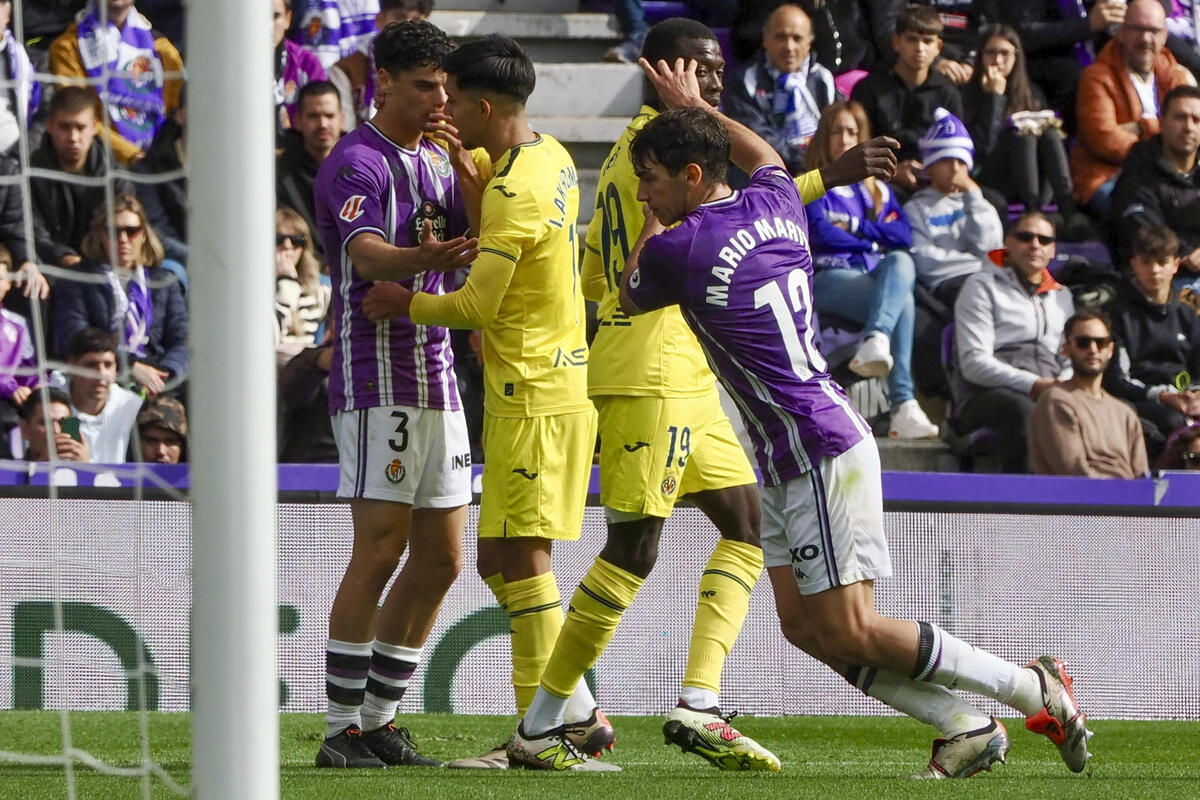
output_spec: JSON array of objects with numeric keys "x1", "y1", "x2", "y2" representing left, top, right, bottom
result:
[
  {"x1": 411, "y1": 133, "x2": 589, "y2": 418},
  {"x1": 583, "y1": 106, "x2": 826, "y2": 398}
]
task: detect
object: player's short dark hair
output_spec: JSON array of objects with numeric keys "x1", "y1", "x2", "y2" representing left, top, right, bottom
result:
[
  {"x1": 1162, "y1": 84, "x2": 1200, "y2": 118},
  {"x1": 1063, "y1": 306, "x2": 1112, "y2": 340},
  {"x1": 297, "y1": 80, "x2": 340, "y2": 112},
  {"x1": 67, "y1": 328, "x2": 118, "y2": 361},
  {"x1": 382, "y1": 0, "x2": 434, "y2": 15},
  {"x1": 642, "y1": 17, "x2": 717, "y2": 65},
  {"x1": 1130, "y1": 223, "x2": 1180, "y2": 262},
  {"x1": 19, "y1": 387, "x2": 72, "y2": 422},
  {"x1": 49, "y1": 85, "x2": 101, "y2": 119},
  {"x1": 896, "y1": 4, "x2": 942, "y2": 37},
  {"x1": 630, "y1": 107, "x2": 729, "y2": 185},
  {"x1": 372, "y1": 19, "x2": 452, "y2": 76},
  {"x1": 442, "y1": 36, "x2": 535, "y2": 104}
]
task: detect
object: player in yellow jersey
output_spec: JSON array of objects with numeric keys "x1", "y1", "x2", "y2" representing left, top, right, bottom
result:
[
  {"x1": 380, "y1": 36, "x2": 617, "y2": 773},
  {"x1": 510, "y1": 18, "x2": 902, "y2": 772}
]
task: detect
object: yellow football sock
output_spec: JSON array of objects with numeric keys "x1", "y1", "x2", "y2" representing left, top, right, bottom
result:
[
  {"x1": 540, "y1": 558, "x2": 644, "y2": 699},
  {"x1": 483, "y1": 572, "x2": 509, "y2": 609},
  {"x1": 683, "y1": 539, "x2": 763, "y2": 694},
  {"x1": 505, "y1": 571, "x2": 563, "y2": 716}
]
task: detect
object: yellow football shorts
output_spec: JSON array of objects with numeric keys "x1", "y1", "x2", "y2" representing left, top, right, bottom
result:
[
  {"x1": 478, "y1": 407, "x2": 598, "y2": 540},
  {"x1": 595, "y1": 390, "x2": 757, "y2": 519}
]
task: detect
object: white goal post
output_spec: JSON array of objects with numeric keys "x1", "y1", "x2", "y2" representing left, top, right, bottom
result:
[{"x1": 188, "y1": 1, "x2": 279, "y2": 798}]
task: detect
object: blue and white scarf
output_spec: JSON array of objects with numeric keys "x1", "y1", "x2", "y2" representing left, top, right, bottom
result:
[
  {"x1": 76, "y1": 3, "x2": 166, "y2": 150},
  {"x1": 771, "y1": 57, "x2": 821, "y2": 149},
  {"x1": 292, "y1": 0, "x2": 379, "y2": 69},
  {"x1": 108, "y1": 266, "x2": 153, "y2": 359}
]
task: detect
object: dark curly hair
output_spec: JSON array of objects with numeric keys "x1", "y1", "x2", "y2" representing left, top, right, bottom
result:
[
  {"x1": 442, "y1": 36, "x2": 535, "y2": 103},
  {"x1": 373, "y1": 19, "x2": 452, "y2": 76},
  {"x1": 630, "y1": 107, "x2": 729, "y2": 185}
]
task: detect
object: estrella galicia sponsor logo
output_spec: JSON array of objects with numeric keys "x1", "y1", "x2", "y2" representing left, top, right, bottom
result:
[
  {"x1": 409, "y1": 200, "x2": 449, "y2": 244},
  {"x1": 385, "y1": 458, "x2": 406, "y2": 484}
]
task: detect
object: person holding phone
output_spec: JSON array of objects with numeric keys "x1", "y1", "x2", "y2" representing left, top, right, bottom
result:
[{"x1": 17, "y1": 387, "x2": 91, "y2": 462}]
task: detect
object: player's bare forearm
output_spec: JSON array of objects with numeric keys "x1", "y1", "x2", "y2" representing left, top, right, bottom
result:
[
  {"x1": 638, "y1": 56, "x2": 783, "y2": 175},
  {"x1": 818, "y1": 136, "x2": 901, "y2": 188},
  {"x1": 348, "y1": 229, "x2": 478, "y2": 282}
]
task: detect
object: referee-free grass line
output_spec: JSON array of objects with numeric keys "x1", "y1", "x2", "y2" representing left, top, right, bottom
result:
[{"x1": 1, "y1": 712, "x2": 1196, "y2": 799}]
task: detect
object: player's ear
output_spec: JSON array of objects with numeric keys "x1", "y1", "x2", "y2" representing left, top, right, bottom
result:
[
  {"x1": 683, "y1": 161, "x2": 704, "y2": 189},
  {"x1": 376, "y1": 68, "x2": 392, "y2": 95},
  {"x1": 478, "y1": 95, "x2": 493, "y2": 120}
]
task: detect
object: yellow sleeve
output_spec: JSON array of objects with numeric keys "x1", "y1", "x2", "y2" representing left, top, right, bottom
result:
[
  {"x1": 48, "y1": 29, "x2": 84, "y2": 79},
  {"x1": 581, "y1": 220, "x2": 606, "y2": 302},
  {"x1": 409, "y1": 248, "x2": 517, "y2": 329},
  {"x1": 470, "y1": 147, "x2": 494, "y2": 184},
  {"x1": 156, "y1": 35, "x2": 186, "y2": 114},
  {"x1": 794, "y1": 169, "x2": 826, "y2": 205}
]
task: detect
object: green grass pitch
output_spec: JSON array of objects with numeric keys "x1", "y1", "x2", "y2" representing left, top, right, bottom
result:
[{"x1": 1, "y1": 712, "x2": 1197, "y2": 799}]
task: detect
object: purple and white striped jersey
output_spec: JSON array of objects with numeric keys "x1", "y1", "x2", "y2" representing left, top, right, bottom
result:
[
  {"x1": 627, "y1": 165, "x2": 871, "y2": 485},
  {"x1": 315, "y1": 123, "x2": 465, "y2": 414}
]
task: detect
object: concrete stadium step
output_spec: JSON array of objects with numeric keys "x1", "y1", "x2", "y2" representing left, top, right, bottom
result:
[
  {"x1": 430, "y1": 10, "x2": 620, "y2": 61},
  {"x1": 438, "y1": 0, "x2": 581, "y2": 12},
  {"x1": 530, "y1": 116, "x2": 628, "y2": 146},
  {"x1": 876, "y1": 438, "x2": 959, "y2": 473},
  {"x1": 526, "y1": 63, "x2": 641, "y2": 117}
]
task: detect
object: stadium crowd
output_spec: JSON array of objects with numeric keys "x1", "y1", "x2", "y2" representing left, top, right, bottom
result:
[{"x1": 0, "y1": 0, "x2": 1198, "y2": 477}]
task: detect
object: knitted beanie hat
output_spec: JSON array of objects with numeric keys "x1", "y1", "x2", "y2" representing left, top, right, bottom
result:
[{"x1": 918, "y1": 107, "x2": 974, "y2": 170}]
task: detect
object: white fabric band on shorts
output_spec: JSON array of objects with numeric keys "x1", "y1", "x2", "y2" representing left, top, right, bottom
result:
[{"x1": 604, "y1": 506, "x2": 650, "y2": 524}]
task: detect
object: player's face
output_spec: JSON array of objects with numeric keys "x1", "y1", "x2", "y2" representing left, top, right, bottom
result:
[
  {"x1": 443, "y1": 74, "x2": 485, "y2": 150},
  {"x1": 49, "y1": 108, "x2": 99, "y2": 167},
  {"x1": 140, "y1": 424, "x2": 184, "y2": 464},
  {"x1": 380, "y1": 65, "x2": 448, "y2": 135},
  {"x1": 827, "y1": 109, "x2": 861, "y2": 161},
  {"x1": 1063, "y1": 318, "x2": 1114, "y2": 378},
  {"x1": 296, "y1": 92, "x2": 342, "y2": 154},
  {"x1": 892, "y1": 31, "x2": 941, "y2": 73},
  {"x1": 1005, "y1": 216, "x2": 1057, "y2": 280},
  {"x1": 763, "y1": 7, "x2": 812, "y2": 75},
  {"x1": 69, "y1": 350, "x2": 117, "y2": 407},
  {"x1": 635, "y1": 155, "x2": 691, "y2": 226},
  {"x1": 672, "y1": 38, "x2": 725, "y2": 108}
]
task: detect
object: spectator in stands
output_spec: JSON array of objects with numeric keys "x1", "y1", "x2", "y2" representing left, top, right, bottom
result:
[
  {"x1": 135, "y1": 395, "x2": 186, "y2": 463},
  {"x1": 0, "y1": 250, "x2": 39, "y2": 441},
  {"x1": 1029, "y1": 307, "x2": 1148, "y2": 477},
  {"x1": 0, "y1": 155, "x2": 50, "y2": 314},
  {"x1": 732, "y1": 0, "x2": 894, "y2": 75},
  {"x1": 277, "y1": 81, "x2": 343, "y2": 258},
  {"x1": 851, "y1": 4, "x2": 965, "y2": 193},
  {"x1": 133, "y1": 95, "x2": 187, "y2": 265},
  {"x1": 1070, "y1": 0, "x2": 1196, "y2": 216},
  {"x1": 0, "y1": 0, "x2": 41, "y2": 156},
  {"x1": 604, "y1": 0, "x2": 648, "y2": 64},
  {"x1": 278, "y1": 342, "x2": 338, "y2": 463},
  {"x1": 293, "y1": 0, "x2": 382, "y2": 69},
  {"x1": 1001, "y1": 0, "x2": 1128, "y2": 133},
  {"x1": 18, "y1": 387, "x2": 90, "y2": 462},
  {"x1": 31, "y1": 87, "x2": 134, "y2": 270},
  {"x1": 1104, "y1": 224, "x2": 1200, "y2": 460},
  {"x1": 1155, "y1": 423, "x2": 1200, "y2": 469},
  {"x1": 906, "y1": 0, "x2": 994, "y2": 87},
  {"x1": 724, "y1": 3, "x2": 838, "y2": 175},
  {"x1": 904, "y1": 107, "x2": 1004, "y2": 307},
  {"x1": 1165, "y1": 0, "x2": 1200, "y2": 78},
  {"x1": 964, "y1": 24, "x2": 1087, "y2": 237},
  {"x1": 50, "y1": 0, "x2": 185, "y2": 165},
  {"x1": 804, "y1": 100, "x2": 938, "y2": 438},
  {"x1": 274, "y1": 206, "x2": 331, "y2": 365},
  {"x1": 53, "y1": 194, "x2": 188, "y2": 397},
  {"x1": 1110, "y1": 84, "x2": 1200, "y2": 276},
  {"x1": 49, "y1": 328, "x2": 141, "y2": 463},
  {"x1": 954, "y1": 211, "x2": 1075, "y2": 472},
  {"x1": 276, "y1": 0, "x2": 329, "y2": 142},
  {"x1": 329, "y1": 0, "x2": 428, "y2": 131}
]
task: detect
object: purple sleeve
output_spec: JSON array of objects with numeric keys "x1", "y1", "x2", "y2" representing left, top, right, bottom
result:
[
  {"x1": 325, "y1": 150, "x2": 387, "y2": 247},
  {"x1": 626, "y1": 230, "x2": 688, "y2": 312},
  {"x1": 750, "y1": 164, "x2": 805, "y2": 207}
]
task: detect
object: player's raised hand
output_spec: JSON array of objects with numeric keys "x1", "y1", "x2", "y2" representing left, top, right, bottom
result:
[
  {"x1": 416, "y1": 219, "x2": 479, "y2": 272},
  {"x1": 638, "y1": 57, "x2": 710, "y2": 111},
  {"x1": 363, "y1": 281, "x2": 415, "y2": 321},
  {"x1": 819, "y1": 136, "x2": 900, "y2": 189}
]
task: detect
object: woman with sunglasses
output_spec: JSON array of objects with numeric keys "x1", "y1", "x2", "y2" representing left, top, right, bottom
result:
[
  {"x1": 962, "y1": 25, "x2": 1090, "y2": 239},
  {"x1": 274, "y1": 206, "x2": 331, "y2": 365},
  {"x1": 52, "y1": 193, "x2": 188, "y2": 397},
  {"x1": 803, "y1": 100, "x2": 939, "y2": 439}
]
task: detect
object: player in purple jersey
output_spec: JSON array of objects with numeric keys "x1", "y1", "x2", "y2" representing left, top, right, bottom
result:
[
  {"x1": 310, "y1": 20, "x2": 483, "y2": 769},
  {"x1": 618, "y1": 59, "x2": 1093, "y2": 779}
]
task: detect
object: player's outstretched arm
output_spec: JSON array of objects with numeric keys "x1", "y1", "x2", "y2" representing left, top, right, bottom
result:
[
  {"x1": 348, "y1": 222, "x2": 479, "y2": 282},
  {"x1": 638, "y1": 57, "x2": 783, "y2": 175},
  {"x1": 817, "y1": 136, "x2": 901, "y2": 189}
]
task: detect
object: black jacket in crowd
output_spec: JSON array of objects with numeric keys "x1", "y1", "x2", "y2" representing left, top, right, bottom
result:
[
  {"x1": 731, "y1": 0, "x2": 900, "y2": 74},
  {"x1": 1103, "y1": 279, "x2": 1200, "y2": 404},
  {"x1": 0, "y1": 153, "x2": 31, "y2": 264},
  {"x1": 850, "y1": 67, "x2": 964, "y2": 162},
  {"x1": 133, "y1": 117, "x2": 187, "y2": 261},
  {"x1": 30, "y1": 134, "x2": 133, "y2": 266},
  {"x1": 276, "y1": 130, "x2": 323, "y2": 262},
  {"x1": 1109, "y1": 135, "x2": 1200, "y2": 265}
]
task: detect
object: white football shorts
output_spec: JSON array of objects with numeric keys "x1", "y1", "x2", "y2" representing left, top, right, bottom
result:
[
  {"x1": 760, "y1": 436, "x2": 893, "y2": 595},
  {"x1": 333, "y1": 404, "x2": 472, "y2": 508}
]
